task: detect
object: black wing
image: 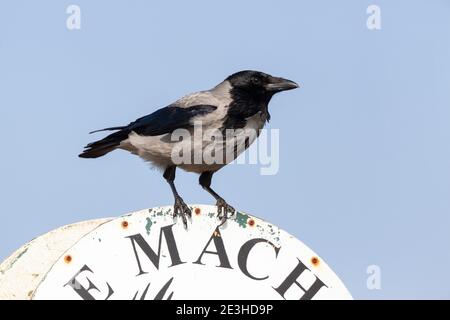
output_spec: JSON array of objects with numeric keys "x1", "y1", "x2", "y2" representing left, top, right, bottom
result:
[
  {"x1": 79, "y1": 104, "x2": 217, "y2": 158},
  {"x1": 129, "y1": 104, "x2": 217, "y2": 136}
]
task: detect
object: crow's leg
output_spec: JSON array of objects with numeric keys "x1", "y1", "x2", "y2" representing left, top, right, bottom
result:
[
  {"x1": 164, "y1": 166, "x2": 191, "y2": 228},
  {"x1": 199, "y1": 171, "x2": 235, "y2": 224}
]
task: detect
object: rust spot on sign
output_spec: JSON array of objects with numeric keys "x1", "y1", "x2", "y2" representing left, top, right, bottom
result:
[
  {"x1": 311, "y1": 256, "x2": 320, "y2": 266},
  {"x1": 64, "y1": 255, "x2": 72, "y2": 264},
  {"x1": 121, "y1": 220, "x2": 129, "y2": 229},
  {"x1": 194, "y1": 207, "x2": 201, "y2": 215},
  {"x1": 248, "y1": 219, "x2": 255, "y2": 227}
]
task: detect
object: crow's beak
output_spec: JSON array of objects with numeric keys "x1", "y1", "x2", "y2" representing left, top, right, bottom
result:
[{"x1": 265, "y1": 77, "x2": 299, "y2": 92}]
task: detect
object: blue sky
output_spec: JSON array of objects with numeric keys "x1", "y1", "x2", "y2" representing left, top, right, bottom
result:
[{"x1": 1, "y1": 0, "x2": 449, "y2": 299}]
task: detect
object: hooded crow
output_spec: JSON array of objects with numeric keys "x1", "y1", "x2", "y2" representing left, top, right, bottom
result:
[{"x1": 79, "y1": 70, "x2": 298, "y2": 227}]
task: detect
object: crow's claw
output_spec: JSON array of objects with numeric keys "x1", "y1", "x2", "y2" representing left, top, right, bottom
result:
[
  {"x1": 173, "y1": 197, "x2": 191, "y2": 228},
  {"x1": 216, "y1": 198, "x2": 235, "y2": 226}
]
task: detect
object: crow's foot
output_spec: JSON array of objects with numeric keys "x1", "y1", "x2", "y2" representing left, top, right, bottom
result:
[
  {"x1": 173, "y1": 196, "x2": 192, "y2": 228},
  {"x1": 216, "y1": 198, "x2": 235, "y2": 226}
]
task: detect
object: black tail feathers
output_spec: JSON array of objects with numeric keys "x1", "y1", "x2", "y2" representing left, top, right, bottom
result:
[
  {"x1": 89, "y1": 126, "x2": 127, "y2": 134},
  {"x1": 79, "y1": 128, "x2": 130, "y2": 159}
]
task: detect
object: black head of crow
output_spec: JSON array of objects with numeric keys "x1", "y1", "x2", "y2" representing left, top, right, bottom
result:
[{"x1": 80, "y1": 70, "x2": 299, "y2": 227}]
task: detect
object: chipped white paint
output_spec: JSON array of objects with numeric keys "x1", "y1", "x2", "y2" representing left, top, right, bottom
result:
[
  {"x1": 0, "y1": 206, "x2": 352, "y2": 300},
  {"x1": 0, "y1": 219, "x2": 110, "y2": 299}
]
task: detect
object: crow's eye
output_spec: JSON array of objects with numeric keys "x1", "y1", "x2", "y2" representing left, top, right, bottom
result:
[{"x1": 250, "y1": 76, "x2": 261, "y2": 85}]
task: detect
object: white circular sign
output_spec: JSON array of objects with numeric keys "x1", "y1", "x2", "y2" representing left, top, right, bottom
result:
[{"x1": 2, "y1": 205, "x2": 352, "y2": 300}]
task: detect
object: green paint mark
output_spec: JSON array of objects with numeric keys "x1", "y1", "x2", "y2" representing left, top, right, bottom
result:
[
  {"x1": 274, "y1": 230, "x2": 281, "y2": 242},
  {"x1": 208, "y1": 211, "x2": 215, "y2": 218},
  {"x1": 145, "y1": 217, "x2": 153, "y2": 235},
  {"x1": 235, "y1": 212, "x2": 250, "y2": 228}
]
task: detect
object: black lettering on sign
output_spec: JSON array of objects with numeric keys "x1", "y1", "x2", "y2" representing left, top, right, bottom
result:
[
  {"x1": 64, "y1": 264, "x2": 114, "y2": 300},
  {"x1": 126, "y1": 223, "x2": 185, "y2": 276},
  {"x1": 238, "y1": 238, "x2": 280, "y2": 280},
  {"x1": 273, "y1": 258, "x2": 327, "y2": 300},
  {"x1": 193, "y1": 226, "x2": 232, "y2": 269}
]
